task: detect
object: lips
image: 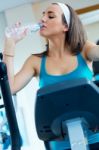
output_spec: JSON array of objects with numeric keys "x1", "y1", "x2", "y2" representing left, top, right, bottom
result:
[
  {"x1": 41, "y1": 23, "x2": 47, "y2": 28},
  {"x1": 40, "y1": 25, "x2": 47, "y2": 31}
]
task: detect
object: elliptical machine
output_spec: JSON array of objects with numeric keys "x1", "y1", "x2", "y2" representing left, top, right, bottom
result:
[{"x1": 35, "y1": 76, "x2": 99, "y2": 150}]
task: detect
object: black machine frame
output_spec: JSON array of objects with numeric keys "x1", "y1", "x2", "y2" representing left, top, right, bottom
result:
[{"x1": 0, "y1": 53, "x2": 22, "y2": 150}]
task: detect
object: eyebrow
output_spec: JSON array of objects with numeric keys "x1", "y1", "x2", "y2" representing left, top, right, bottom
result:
[{"x1": 42, "y1": 11, "x2": 55, "y2": 15}]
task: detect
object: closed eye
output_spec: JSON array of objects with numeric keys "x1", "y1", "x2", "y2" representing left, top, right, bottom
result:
[
  {"x1": 48, "y1": 16, "x2": 55, "y2": 19},
  {"x1": 42, "y1": 11, "x2": 56, "y2": 19}
]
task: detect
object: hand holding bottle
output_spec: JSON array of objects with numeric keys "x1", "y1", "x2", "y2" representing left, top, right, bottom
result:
[
  {"x1": 4, "y1": 22, "x2": 27, "y2": 57},
  {"x1": 5, "y1": 22, "x2": 28, "y2": 44},
  {"x1": 5, "y1": 22, "x2": 42, "y2": 43},
  {"x1": 4, "y1": 21, "x2": 42, "y2": 56}
]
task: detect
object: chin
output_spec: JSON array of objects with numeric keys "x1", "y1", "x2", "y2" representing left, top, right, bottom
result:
[{"x1": 40, "y1": 32, "x2": 48, "y2": 38}]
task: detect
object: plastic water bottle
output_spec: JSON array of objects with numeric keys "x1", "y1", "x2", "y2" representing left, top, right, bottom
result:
[{"x1": 5, "y1": 23, "x2": 42, "y2": 38}]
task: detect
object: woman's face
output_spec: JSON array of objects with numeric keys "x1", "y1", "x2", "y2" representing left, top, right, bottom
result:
[{"x1": 40, "y1": 4, "x2": 68, "y2": 38}]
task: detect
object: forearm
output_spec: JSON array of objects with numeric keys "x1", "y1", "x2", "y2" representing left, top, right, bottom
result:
[
  {"x1": 2, "y1": 24, "x2": 27, "y2": 94},
  {"x1": 3, "y1": 38, "x2": 15, "y2": 93}
]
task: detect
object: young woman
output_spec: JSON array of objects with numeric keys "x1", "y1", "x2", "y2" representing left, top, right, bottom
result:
[{"x1": 3, "y1": 2, "x2": 99, "y2": 150}]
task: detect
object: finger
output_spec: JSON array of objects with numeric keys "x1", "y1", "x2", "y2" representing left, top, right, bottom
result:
[{"x1": 12, "y1": 21, "x2": 22, "y2": 28}]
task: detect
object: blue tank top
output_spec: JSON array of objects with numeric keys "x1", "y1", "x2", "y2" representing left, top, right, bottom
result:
[
  {"x1": 39, "y1": 54, "x2": 94, "y2": 150},
  {"x1": 39, "y1": 54, "x2": 93, "y2": 88}
]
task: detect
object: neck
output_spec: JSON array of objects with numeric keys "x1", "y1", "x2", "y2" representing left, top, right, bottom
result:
[{"x1": 47, "y1": 35, "x2": 69, "y2": 58}]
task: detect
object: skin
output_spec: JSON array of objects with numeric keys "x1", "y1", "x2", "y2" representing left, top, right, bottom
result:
[{"x1": 3, "y1": 4, "x2": 98, "y2": 94}]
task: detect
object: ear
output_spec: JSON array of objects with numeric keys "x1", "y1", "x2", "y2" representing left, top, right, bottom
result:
[{"x1": 63, "y1": 24, "x2": 69, "y2": 32}]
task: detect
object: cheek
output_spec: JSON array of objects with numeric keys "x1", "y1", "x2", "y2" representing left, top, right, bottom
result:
[
  {"x1": 39, "y1": 21, "x2": 64, "y2": 37},
  {"x1": 52, "y1": 20, "x2": 64, "y2": 30},
  {"x1": 51, "y1": 23, "x2": 64, "y2": 33}
]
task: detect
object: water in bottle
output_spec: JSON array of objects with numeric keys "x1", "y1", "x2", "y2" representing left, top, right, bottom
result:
[{"x1": 5, "y1": 23, "x2": 42, "y2": 38}]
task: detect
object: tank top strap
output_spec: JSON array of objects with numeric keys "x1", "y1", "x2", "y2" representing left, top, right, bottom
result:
[
  {"x1": 40, "y1": 55, "x2": 46, "y2": 77},
  {"x1": 77, "y1": 53, "x2": 86, "y2": 66}
]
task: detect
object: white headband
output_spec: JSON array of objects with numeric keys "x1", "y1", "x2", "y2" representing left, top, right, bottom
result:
[{"x1": 56, "y1": 2, "x2": 70, "y2": 27}]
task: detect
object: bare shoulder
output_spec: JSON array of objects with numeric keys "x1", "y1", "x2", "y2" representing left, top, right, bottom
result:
[
  {"x1": 27, "y1": 52, "x2": 44, "y2": 76},
  {"x1": 28, "y1": 53, "x2": 42, "y2": 61},
  {"x1": 82, "y1": 40, "x2": 97, "y2": 60},
  {"x1": 84, "y1": 40, "x2": 96, "y2": 48}
]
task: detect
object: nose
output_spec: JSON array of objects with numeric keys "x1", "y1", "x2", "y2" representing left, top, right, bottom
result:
[{"x1": 41, "y1": 15, "x2": 47, "y2": 23}]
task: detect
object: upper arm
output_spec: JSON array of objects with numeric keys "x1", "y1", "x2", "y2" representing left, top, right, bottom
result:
[
  {"x1": 83, "y1": 40, "x2": 99, "y2": 61},
  {"x1": 12, "y1": 55, "x2": 37, "y2": 94}
]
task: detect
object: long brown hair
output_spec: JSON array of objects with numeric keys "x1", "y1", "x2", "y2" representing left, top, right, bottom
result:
[{"x1": 64, "y1": 4, "x2": 87, "y2": 55}]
